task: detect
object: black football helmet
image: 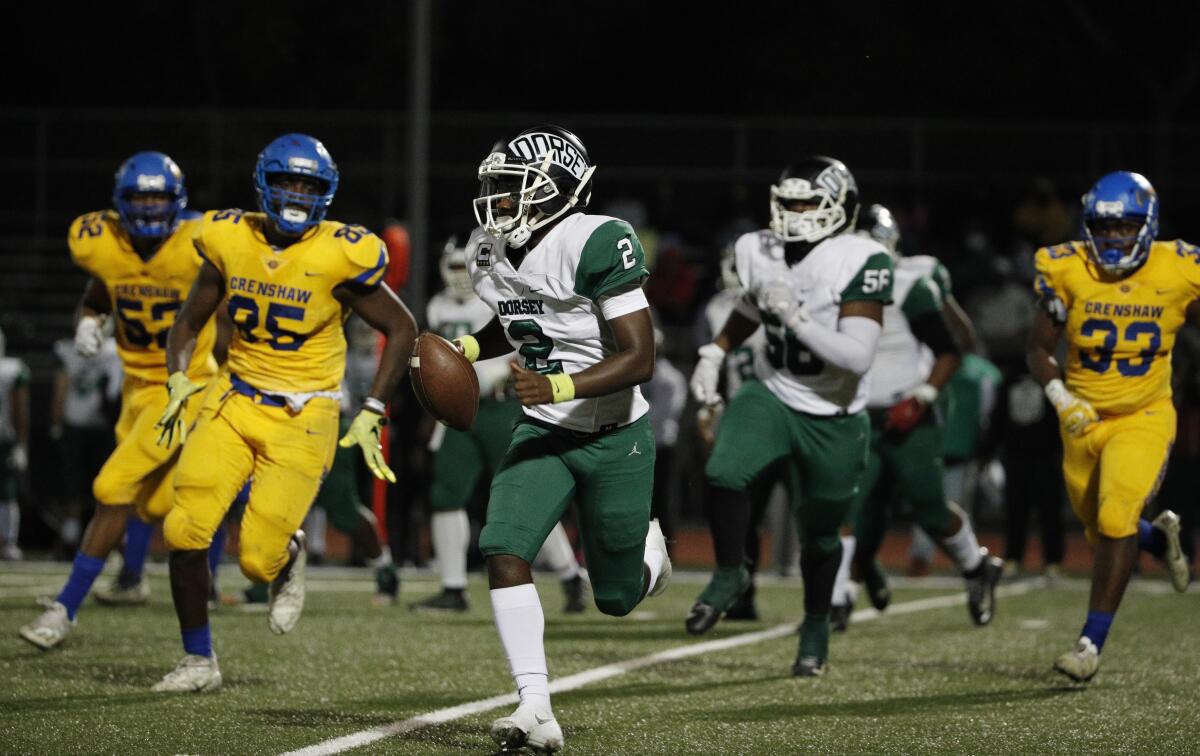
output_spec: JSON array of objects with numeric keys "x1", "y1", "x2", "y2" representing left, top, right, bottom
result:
[
  {"x1": 769, "y1": 156, "x2": 859, "y2": 247},
  {"x1": 473, "y1": 124, "x2": 596, "y2": 248},
  {"x1": 856, "y1": 203, "x2": 900, "y2": 255}
]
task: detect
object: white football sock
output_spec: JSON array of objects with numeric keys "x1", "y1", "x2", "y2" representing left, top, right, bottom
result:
[
  {"x1": 0, "y1": 501, "x2": 18, "y2": 544},
  {"x1": 490, "y1": 583, "x2": 550, "y2": 712},
  {"x1": 432, "y1": 510, "x2": 469, "y2": 589},
  {"x1": 644, "y1": 542, "x2": 664, "y2": 597},
  {"x1": 833, "y1": 535, "x2": 856, "y2": 605},
  {"x1": 941, "y1": 503, "x2": 983, "y2": 573},
  {"x1": 535, "y1": 523, "x2": 579, "y2": 581},
  {"x1": 367, "y1": 544, "x2": 393, "y2": 569},
  {"x1": 304, "y1": 507, "x2": 327, "y2": 556}
]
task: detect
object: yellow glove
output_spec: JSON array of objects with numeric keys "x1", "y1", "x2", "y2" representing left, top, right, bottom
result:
[
  {"x1": 1044, "y1": 378, "x2": 1098, "y2": 436},
  {"x1": 338, "y1": 408, "x2": 396, "y2": 483},
  {"x1": 155, "y1": 372, "x2": 204, "y2": 447}
]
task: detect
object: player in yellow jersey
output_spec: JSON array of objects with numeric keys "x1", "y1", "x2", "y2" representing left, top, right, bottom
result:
[
  {"x1": 149, "y1": 133, "x2": 417, "y2": 693},
  {"x1": 19, "y1": 152, "x2": 220, "y2": 650},
  {"x1": 1028, "y1": 171, "x2": 1192, "y2": 683}
]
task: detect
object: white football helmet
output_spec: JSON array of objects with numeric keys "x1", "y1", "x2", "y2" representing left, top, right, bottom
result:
[
  {"x1": 769, "y1": 156, "x2": 859, "y2": 246},
  {"x1": 439, "y1": 236, "x2": 473, "y2": 301},
  {"x1": 855, "y1": 203, "x2": 900, "y2": 255},
  {"x1": 473, "y1": 125, "x2": 596, "y2": 248}
]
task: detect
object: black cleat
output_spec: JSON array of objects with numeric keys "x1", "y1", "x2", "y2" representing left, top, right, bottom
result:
[
  {"x1": 862, "y1": 561, "x2": 891, "y2": 612},
  {"x1": 409, "y1": 589, "x2": 469, "y2": 614},
  {"x1": 561, "y1": 574, "x2": 587, "y2": 614},
  {"x1": 791, "y1": 656, "x2": 827, "y2": 677},
  {"x1": 965, "y1": 549, "x2": 1003, "y2": 625},
  {"x1": 724, "y1": 582, "x2": 759, "y2": 621},
  {"x1": 830, "y1": 600, "x2": 854, "y2": 633},
  {"x1": 372, "y1": 565, "x2": 400, "y2": 607},
  {"x1": 685, "y1": 602, "x2": 721, "y2": 635}
]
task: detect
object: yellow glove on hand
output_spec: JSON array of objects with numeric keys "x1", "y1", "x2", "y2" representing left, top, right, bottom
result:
[
  {"x1": 155, "y1": 372, "x2": 204, "y2": 447},
  {"x1": 454, "y1": 335, "x2": 480, "y2": 364},
  {"x1": 338, "y1": 408, "x2": 396, "y2": 483},
  {"x1": 1044, "y1": 378, "x2": 1098, "y2": 437}
]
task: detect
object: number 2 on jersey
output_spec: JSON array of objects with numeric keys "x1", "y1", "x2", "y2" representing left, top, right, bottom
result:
[{"x1": 507, "y1": 319, "x2": 562, "y2": 374}]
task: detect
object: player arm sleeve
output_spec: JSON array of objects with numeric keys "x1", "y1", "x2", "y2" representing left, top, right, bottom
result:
[
  {"x1": 794, "y1": 316, "x2": 881, "y2": 375},
  {"x1": 574, "y1": 220, "x2": 650, "y2": 301},
  {"x1": 598, "y1": 282, "x2": 649, "y2": 320}
]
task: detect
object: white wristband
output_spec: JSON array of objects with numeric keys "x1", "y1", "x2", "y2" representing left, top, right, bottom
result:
[{"x1": 363, "y1": 397, "x2": 387, "y2": 415}]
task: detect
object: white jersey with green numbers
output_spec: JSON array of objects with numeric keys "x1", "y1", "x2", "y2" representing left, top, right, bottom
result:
[
  {"x1": 867, "y1": 255, "x2": 949, "y2": 408},
  {"x1": 733, "y1": 229, "x2": 893, "y2": 415},
  {"x1": 0, "y1": 357, "x2": 30, "y2": 443},
  {"x1": 426, "y1": 289, "x2": 513, "y2": 396},
  {"x1": 703, "y1": 288, "x2": 767, "y2": 398},
  {"x1": 464, "y1": 213, "x2": 651, "y2": 433}
]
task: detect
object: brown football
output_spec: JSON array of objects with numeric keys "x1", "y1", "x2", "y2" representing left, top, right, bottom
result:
[{"x1": 409, "y1": 332, "x2": 480, "y2": 431}]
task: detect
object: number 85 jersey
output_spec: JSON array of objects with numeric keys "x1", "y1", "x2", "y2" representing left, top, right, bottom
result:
[
  {"x1": 194, "y1": 209, "x2": 388, "y2": 394},
  {"x1": 1034, "y1": 239, "x2": 1200, "y2": 416},
  {"x1": 464, "y1": 216, "x2": 651, "y2": 433},
  {"x1": 68, "y1": 209, "x2": 217, "y2": 384},
  {"x1": 733, "y1": 229, "x2": 893, "y2": 415}
]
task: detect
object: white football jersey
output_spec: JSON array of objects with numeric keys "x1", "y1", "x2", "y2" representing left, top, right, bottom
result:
[
  {"x1": 464, "y1": 214, "x2": 650, "y2": 433},
  {"x1": 703, "y1": 288, "x2": 765, "y2": 399},
  {"x1": 53, "y1": 338, "x2": 122, "y2": 428},
  {"x1": 867, "y1": 255, "x2": 948, "y2": 408},
  {"x1": 733, "y1": 229, "x2": 892, "y2": 415},
  {"x1": 0, "y1": 356, "x2": 30, "y2": 443},
  {"x1": 426, "y1": 289, "x2": 513, "y2": 396}
]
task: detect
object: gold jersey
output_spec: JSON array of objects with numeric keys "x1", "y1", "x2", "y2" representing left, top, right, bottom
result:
[
  {"x1": 1034, "y1": 239, "x2": 1200, "y2": 416},
  {"x1": 193, "y1": 210, "x2": 388, "y2": 394},
  {"x1": 67, "y1": 210, "x2": 217, "y2": 384}
]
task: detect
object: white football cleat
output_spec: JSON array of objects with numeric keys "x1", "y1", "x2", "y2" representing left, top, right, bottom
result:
[
  {"x1": 93, "y1": 577, "x2": 150, "y2": 606},
  {"x1": 151, "y1": 653, "x2": 222, "y2": 693},
  {"x1": 19, "y1": 601, "x2": 75, "y2": 650},
  {"x1": 268, "y1": 531, "x2": 307, "y2": 635},
  {"x1": 1053, "y1": 637, "x2": 1100, "y2": 683},
  {"x1": 646, "y1": 518, "x2": 672, "y2": 598},
  {"x1": 1152, "y1": 510, "x2": 1190, "y2": 593},
  {"x1": 490, "y1": 704, "x2": 563, "y2": 754}
]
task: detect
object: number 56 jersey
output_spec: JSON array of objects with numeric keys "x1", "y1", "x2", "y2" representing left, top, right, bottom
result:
[
  {"x1": 194, "y1": 210, "x2": 388, "y2": 394},
  {"x1": 733, "y1": 229, "x2": 893, "y2": 415},
  {"x1": 1034, "y1": 239, "x2": 1200, "y2": 416},
  {"x1": 464, "y1": 216, "x2": 650, "y2": 433},
  {"x1": 68, "y1": 210, "x2": 217, "y2": 384}
]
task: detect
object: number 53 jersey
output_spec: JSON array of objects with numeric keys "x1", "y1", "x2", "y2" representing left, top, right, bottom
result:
[
  {"x1": 464, "y1": 215, "x2": 650, "y2": 433},
  {"x1": 1034, "y1": 240, "x2": 1200, "y2": 417},
  {"x1": 68, "y1": 210, "x2": 217, "y2": 384},
  {"x1": 194, "y1": 210, "x2": 388, "y2": 394}
]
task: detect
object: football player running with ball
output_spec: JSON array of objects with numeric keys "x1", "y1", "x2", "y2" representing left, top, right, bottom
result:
[
  {"x1": 151, "y1": 134, "x2": 417, "y2": 692},
  {"x1": 688, "y1": 157, "x2": 892, "y2": 678},
  {"x1": 458, "y1": 125, "x2": 671, "y2": 753},
  {"x1": 20, "y1": 152, "x2": 220, "y2": 650},
  {"x1": 1027, "y1": 171, "x2": 1191, "y2": 683}
]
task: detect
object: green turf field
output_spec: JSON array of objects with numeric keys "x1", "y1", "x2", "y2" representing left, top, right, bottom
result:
[{"x1": 1, "y1": 563, "x2": 1196, "y2": 754}]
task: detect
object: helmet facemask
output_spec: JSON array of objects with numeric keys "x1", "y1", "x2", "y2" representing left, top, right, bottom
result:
[
  {"x1": 769, "y1": 178, "x2": 853, "y2": 244},
  {"x1": 1083, "y1": 215, "x2": 1154, "y2": 276},
  {"x1": 473, "y1": 149, "x2": 595, "y2": 249}
]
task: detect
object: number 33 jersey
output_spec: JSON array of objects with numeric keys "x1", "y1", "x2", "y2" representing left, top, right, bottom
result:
[
  {"x1": 68, "y1": 210, "x2": 217, "y2": 384},
  {"x1": 464, "y1": 215, "x2": 650, "y2": 433},
  {"x1": 1034, "y1": 239, "x2": 1200, "y2": 416},
  {"x1": 194, "y1": 210, "x2": 388, "y2": 394},
  {"x1": 732, "y1": 229, "x2": 893, "y2": 415}
]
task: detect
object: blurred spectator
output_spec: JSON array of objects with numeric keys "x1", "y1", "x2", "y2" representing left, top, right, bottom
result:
[
  {"x1": 645, "y1": 235, "x2": 699, "y2": 326},
  {"x1": 0, "y1": 326, "x2": 31, "y2": 560},
  {"x1": 1013, "y1": 178, "x2": 1075, "y2": 249},
  {"x1": 966, "y1": 254, "x2": 1037, "y2": 372},
  {"x1": 642, "y1": 319, "x2": 687, "y2": 550},
  {"x1": 50, "y1": 336, "x2": 120, "y2": 558}
]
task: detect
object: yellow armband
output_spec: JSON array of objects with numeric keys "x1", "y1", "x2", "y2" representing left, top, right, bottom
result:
[
  {"x1": 547, "y1": 373, "x2": 576, "y2": 403},
  {"x1": 455, "y1": 335, "x2": 480, "y2": 364}
]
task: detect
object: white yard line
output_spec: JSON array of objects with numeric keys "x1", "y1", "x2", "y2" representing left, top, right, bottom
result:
[{"x1": 280, "y1": 582, "x2": 1034, "y2": 756}]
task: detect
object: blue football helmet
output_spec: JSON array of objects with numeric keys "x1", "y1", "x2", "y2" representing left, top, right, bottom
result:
[
  {"x1": 1081, "y1": 171, "x2": 1159, "y2": 276},
  {"x1": 254, "y1": 133, "x2": 339, "y2": 235},
  {"x1": 112, "y1": 151, "x2": 187, "y2": 239}
]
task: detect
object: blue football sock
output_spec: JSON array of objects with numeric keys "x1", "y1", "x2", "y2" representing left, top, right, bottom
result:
[
  {"x1": 56, "y1": 553, "x2": 106, "y2": 620},
  {"x1": 119, "y1": 518, "x2": 154, "y2": 586},
  {"x1": 208, "y1": 524, "x2": 228, "y2": 592},
  {"x1": 1081, "y1": 610, "x2": 1115, "y2": 651},
  {"x1": 181, "y1": 624, "x2": 213, "y2": 658},
  {"x1": 1137, "y1": 519, "x2": 1167, "y2": 558}
]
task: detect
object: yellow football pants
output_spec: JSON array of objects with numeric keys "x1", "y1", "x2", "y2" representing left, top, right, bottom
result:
[
  {"x1": 163, "y1": 375, "x2": 339, "y2": 583},
  {"x1": 1060, "y1": 398, "x2": 1175, "y2": 543},
  {"x1": 92, "y1": 377, "x2": 208, "y2": 521}
]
